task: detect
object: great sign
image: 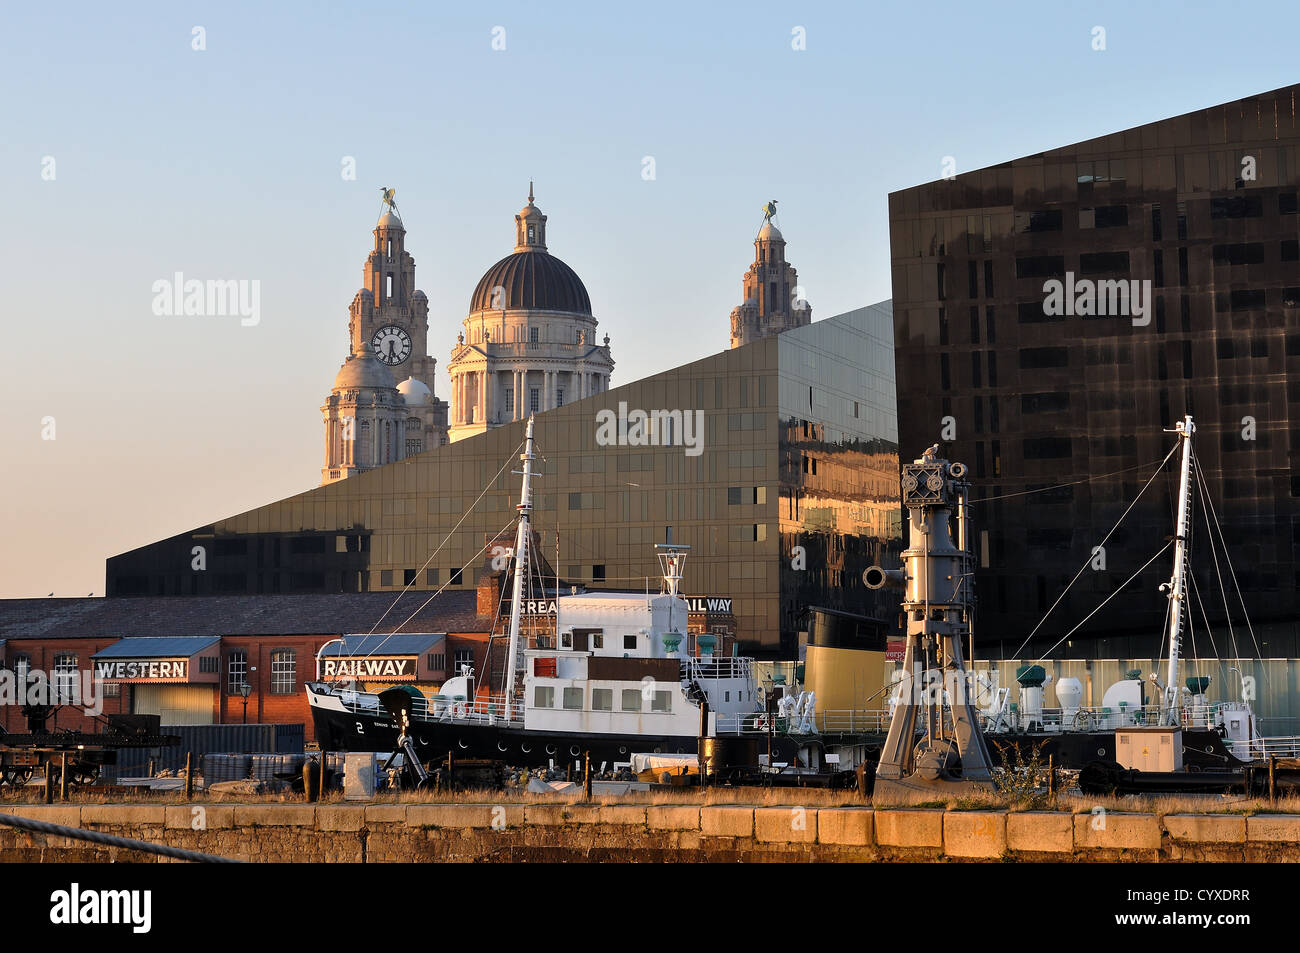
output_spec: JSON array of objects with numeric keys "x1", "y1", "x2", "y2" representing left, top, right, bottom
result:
[
  {"x1": 322, "y1": 657, "x2": 414, "y2": 680},
  {"x1": 95, "y1": 660, "x2": 188, "y2": 681}
]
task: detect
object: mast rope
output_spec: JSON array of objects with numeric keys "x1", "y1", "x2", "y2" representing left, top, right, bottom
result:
[
  {"x1": 1007, "y1": 442, "x2": 1178, "y2": 660},
  {"x1": 339, "y1": 439, "x2": 526, "y2": 666}
]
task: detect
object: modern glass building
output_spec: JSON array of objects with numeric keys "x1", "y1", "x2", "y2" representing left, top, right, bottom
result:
[
  {"x1": 889, "y1": 84, "x2": 1300, "y2": 660},
  {"x1": 107, "y1": 305, "x2": 901, "y2": 658}
]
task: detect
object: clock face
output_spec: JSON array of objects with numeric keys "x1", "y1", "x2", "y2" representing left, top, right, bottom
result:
[{"x1": 371, "y1": 325, "x2": 412, "y2": 366}]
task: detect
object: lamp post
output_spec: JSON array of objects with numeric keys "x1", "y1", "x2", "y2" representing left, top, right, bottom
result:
[{"x1": 240, "y1": 682, "x2": 251, "y2": 724}]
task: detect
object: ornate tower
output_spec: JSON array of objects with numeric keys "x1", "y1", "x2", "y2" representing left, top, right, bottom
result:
[
  {"x1": 320, "y1": 341, "x2": 408, "y2": 484},
  {"x1": 323, "y1": 203, "x2": 448, "y2": 483},
  {"x1": 448, "y1": 185, "x2": 614, "y2": 442},
  {"x1": 728, "y1": 204, "x2": 811, "y2": 348}
]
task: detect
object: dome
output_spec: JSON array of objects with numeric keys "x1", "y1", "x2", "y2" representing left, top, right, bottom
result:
[
  {"x1": 757, "y1": 222, "x2": 784, "y2": 242},
  {"x1": 377, "y1": 211, "x2": 404, "y2": 230},
  {"x1": 333, "y1": 349, "x2": 397, "y2": 391},
  {"x1": 412, "y1": 289, "x2": 427, "y2": 300},
  {"x1": 469, "y1": 250, "x2": 592, "y2": 315},
  {"x1": 397, "y1": 376, "x2": 433, "y2": 405}
]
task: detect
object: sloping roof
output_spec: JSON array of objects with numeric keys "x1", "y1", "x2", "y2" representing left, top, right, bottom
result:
[
  {"x1": 93, "y1": 636, "x2": 221, "y2": 659},
  {"x1": 321, "y1": 633, "x2": 445, "y2": 656},
  {"x1": 0, "y1": 591, "x2": 492, "y2": 641}
]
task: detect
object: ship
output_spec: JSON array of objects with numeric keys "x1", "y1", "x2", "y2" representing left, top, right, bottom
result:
[{"x1": 305, "y1": 416, "x2": 786, "y2": 771}]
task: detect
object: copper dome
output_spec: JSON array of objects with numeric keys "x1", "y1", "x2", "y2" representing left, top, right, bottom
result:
[{"x1": 469, "y1": 250, "x2": 592, "y2": 316}]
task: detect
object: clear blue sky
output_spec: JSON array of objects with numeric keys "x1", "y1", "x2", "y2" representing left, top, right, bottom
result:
[{"x1": 1, "y1": 1, "x2": 1295, "y2": 597}]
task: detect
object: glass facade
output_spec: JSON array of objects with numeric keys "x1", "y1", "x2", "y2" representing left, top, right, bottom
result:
[
  {"x1": 108, "y1": 308, "x2": 901, "y2": 658},
  {"x1": 889, "y1": 84, "x2": 1300, "y2": 659}
]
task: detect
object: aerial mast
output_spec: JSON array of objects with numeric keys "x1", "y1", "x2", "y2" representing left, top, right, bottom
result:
[
  {"x1": 1160, "y1": 415, "x2": 1196, "y2": 726},
  {"x1": 503, "y1": 416, "x2": 537, "y2": 717}
]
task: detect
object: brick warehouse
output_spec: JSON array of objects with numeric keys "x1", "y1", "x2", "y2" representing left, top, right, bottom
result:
[
  {"x1": 0, "y1": 589, "x2": 495, "y2": 741},
  {"x1": 0, "y1": 568, "x2": 738, "y2": 740}
]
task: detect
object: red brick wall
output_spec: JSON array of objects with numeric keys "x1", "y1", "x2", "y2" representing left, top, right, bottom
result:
[
  {"x1": 215, "y1": 636, "x2": 336, "y2": 742},
  {"x1": 1, "y1": 639, "x2": 130, "y2": 735}
]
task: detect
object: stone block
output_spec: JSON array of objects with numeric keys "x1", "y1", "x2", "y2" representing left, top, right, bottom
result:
[
  {"x1": 874, "y1": 809, "x2": 943, "y2": 848},
  {"x1": 754, "y1": 806, "x2": 817, "y2": 843},
  {"x1": 1006, "y1": 812, "x2": 1073, "y2": 853},
  {"x1": 647, "y1": 806, "x2": 700, "y2": 830},
  {"x1": 234, "y1": 805, "x2": 316, "y2": 827},
  {"x1": 943, "y1": 811, "x2": 1006, "y2": 859},
  {"x1": 816, "y1": 808, "x2": 874, "y2": 846},
  {"x1": 1247, "y1": 814, "x2": 1300, "y2": 843},
  {"x1": 700, "y1": 806, "x2": 754, "y2": 838},
  {"x1": 1073, "y1": 812, "x2": 1161, "y2": 850},
  {"x1": 1164, "y1": 814, "x2": 1245, "y2": 844},
  {"x1": 81, "y1": 805, "x2": 166, "y2": 826}
]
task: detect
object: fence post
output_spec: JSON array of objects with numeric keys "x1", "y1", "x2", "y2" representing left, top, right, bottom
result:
[
  {"x1": 1269, "y1": 755, "x2": 1277, "y2": 805},
  {"x1": 583, "y1": 751, "x2": 592, "y2": 800},
  {"x1": 44, "y1": 760, "x2": 54, "y2": 804},
  {"x1": 1048, "y1": 754, "x2": 1056, "y2": 797},
  {"x1": 59, "y1": 753, "x2": 68, "y2": 802},
  {"x1": 184, "y1": 752, "x2": 193, "y2": 800}
]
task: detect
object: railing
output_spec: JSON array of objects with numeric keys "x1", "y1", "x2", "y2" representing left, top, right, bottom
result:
[
  {"x1": 683, "y1": 656, "x2": 752, "y2": 682},
  {"x1": 335, "y1": 688, "x2": 524, "y2": 726},
  {"x1": 1247, "y1": 736, "x2": 1300, "y2": 759},
  {"x1": 712, "y1": 709, "x2": 891, "y2": 737},
  {"x1": 989, "y1": 703, "x2": 1235, "y2": 733}
]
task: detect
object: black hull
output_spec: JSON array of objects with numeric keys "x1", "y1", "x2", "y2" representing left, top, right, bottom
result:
[
  {"x1": 986, "y1": 728, "x2": 1249, "y2": 771},
  {"x1": 311, "y1": 703, "x2": 809, "y2": 769}
]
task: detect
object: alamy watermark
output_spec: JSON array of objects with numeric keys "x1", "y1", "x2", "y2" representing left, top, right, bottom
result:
[
  {"x1": 1042, "y1": 272, "x2": 1152, "y2": 326},
  {"x1": 151, "y1": 272, "x2": 260, "y2": 327},
  {"x1": 1, "y1": 667, "x2": 103, "y2": 717},
  {"x1": 595, "y1": 402, "x2": 704, "y2": 457}
]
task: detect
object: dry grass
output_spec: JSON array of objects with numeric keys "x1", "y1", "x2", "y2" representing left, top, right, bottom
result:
[{"x1": 1, "y1": 780, "x2": 1297, "y2": 815}]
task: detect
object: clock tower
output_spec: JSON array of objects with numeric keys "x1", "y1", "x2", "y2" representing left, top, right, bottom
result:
[{"x1": 321, "y1": 205, "x2": 448, "y2": 485}]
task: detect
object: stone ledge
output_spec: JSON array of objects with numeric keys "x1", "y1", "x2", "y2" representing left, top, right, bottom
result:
[
  {"x1": 1164, "y1": 814, "x2": 1246, "y2": 844},
  {"x1": 700, "y1": 806, "x2": 754, "y2": 838},
  {"x1": 81, "y1": 805, "x2": 167, "y2": 826},
  {"x1": 1073, "y1": 812, "x2": 1161, "y2": 850},
  {"x1": 234, "y1": 805, "x2": 317, "y2": 827},
  {"x1": 754, "y1": 806, "x2": 817, "y2": 843},
  {"x1": 874, "y1": 809, "x2": 943, "y2": 848},
  {"x1": 0, "y1": 806, "x2": 83, "y2": 828},
  {"x1": 364, "y1": 805, "x2": 407, "y2": 824},
  {"x1": 165, "y1": 805, "x2": 235, "y2": 830},
  {"x1": 816, "y1": 808, "x2": 874, "y2": 846},
  {"x1": 1246, "y1": 814, "x2": 1300, "y2": 843},
  {"x1": 943, "y1": 811, "x2": 1006, "y2": 859},
  {"x1": 316, "y1": 806, "x2": 367, "y2": 832},
  {"x1": 1006, "y1": 812, "x2": 1073, "y2": 853},
  {"x1": 647, "y1": 806, "x2": 700, "y2": 831},
  {"x1": 407, "y1": 804, "x2": 524, "y2": 829}
]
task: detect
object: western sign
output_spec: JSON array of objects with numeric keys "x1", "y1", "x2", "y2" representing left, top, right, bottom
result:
[
  {"x1": 322, "y1": 657, "x2": 414, "y2": 680},
  {"x1": 95, "y1": 660, "x2": 188, "y2": 681}
]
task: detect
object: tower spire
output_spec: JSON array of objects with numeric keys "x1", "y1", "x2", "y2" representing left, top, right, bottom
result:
[{"x1": 528, "y1": 180, "x2": 534, "y2": 205}]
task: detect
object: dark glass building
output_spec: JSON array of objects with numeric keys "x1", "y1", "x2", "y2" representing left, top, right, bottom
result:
[
  {"x1": 889, "y1": 84, "x2": 1300, "y2": 659},
  {"x1": 108, "y1": 305, "x2": 901, "y2": 658}
]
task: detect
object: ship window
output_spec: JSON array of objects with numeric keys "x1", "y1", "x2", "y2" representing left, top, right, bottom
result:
[
  {"x1": 591, "y1": 632, "x2": 604, "y2": 649},
  {"x1": 560, "y1": 631, "x2": 573, "y2": 649},
  {"x1": 652, "y1": 691, "x2": 671, "y2": 713},
  {"x1": 592, "y1": 688, "x2": 612, "y2": 711},
  {"x1": 623, "y1": 634, "x2": 637, "y2": 650},
  {"x1": 563, "y1": 687, "x2": 583, "y2": 710},
  {"x1": 621, "y1": 689, "x2": 642, "y2": 712},
  {"x1": 534, "y1": 686, "x2": 554, "y2": 708}
]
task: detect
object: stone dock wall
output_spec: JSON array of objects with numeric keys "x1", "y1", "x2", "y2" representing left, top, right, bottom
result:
[{"x1": 1, "y1": 803, "x2": 1296, "y2": 862}]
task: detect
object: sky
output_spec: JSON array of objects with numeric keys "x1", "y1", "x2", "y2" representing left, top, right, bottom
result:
[{"x1": 1, "y1": 1, "x2": 1296, "y2": 598}]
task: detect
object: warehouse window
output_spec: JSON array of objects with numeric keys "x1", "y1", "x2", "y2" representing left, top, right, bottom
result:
[
  {"x1": 271, "y1": 649, "x2": 296, "y2": 695},
  {"x1": 52, "y1": 653, "x2": 78, "y2": 704},
  {"x1": 454, "y1": 648, "x2": 473, "y2": 674},
  {"x1": 199, "y1": 656, "x2": 219, "y2": 674},
  {"x1": 227, "y1": 651, "x2": 247, "y2": 695}
]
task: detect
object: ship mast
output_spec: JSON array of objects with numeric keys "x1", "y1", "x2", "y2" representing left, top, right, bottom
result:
[
  {"x1": 1161, "y1": 414, "x2": 1195, "y2": 726},
  {"x1": 503, "y1": 415, "x2": 537, "y2": 717}
]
